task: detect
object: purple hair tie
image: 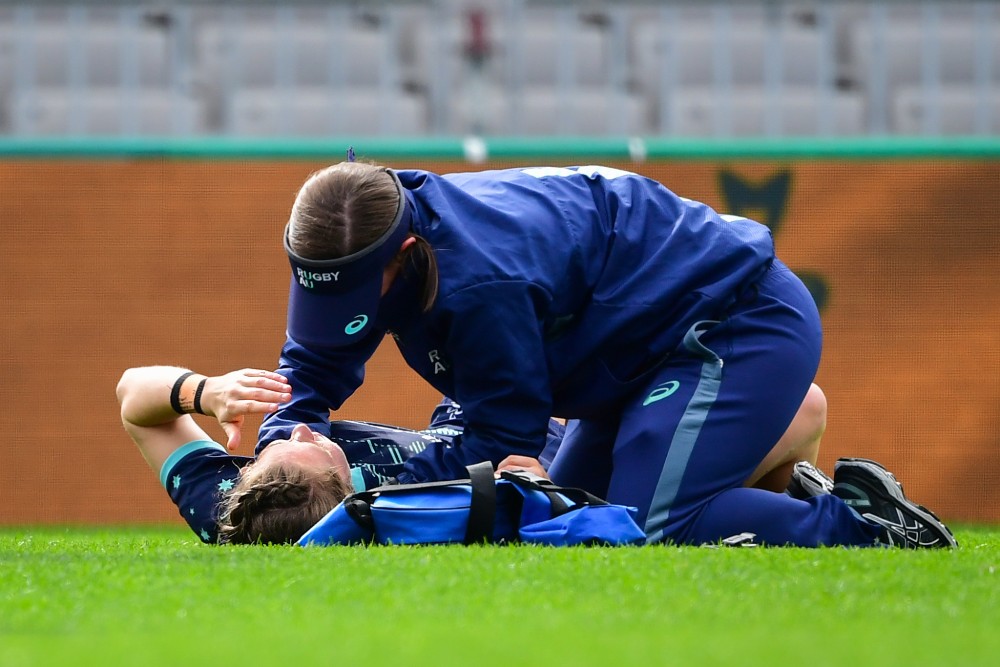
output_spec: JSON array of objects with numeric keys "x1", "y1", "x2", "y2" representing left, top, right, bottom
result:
[{"x1": 347, "y1": 146, "x2": 356, "y2": 162}]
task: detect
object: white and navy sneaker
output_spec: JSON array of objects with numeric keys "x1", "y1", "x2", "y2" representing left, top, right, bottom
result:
[
  {"x1": 785, "y1": 461, "x2": 835, "y2": 499},
  {"x1": 832, "y1": 457, "x2": 958, "y2": 549}
]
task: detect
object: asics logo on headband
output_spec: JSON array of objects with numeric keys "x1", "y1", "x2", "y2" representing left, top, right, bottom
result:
[{"x1": 296, "y1": 267, "x2": 341, "y2": 288}]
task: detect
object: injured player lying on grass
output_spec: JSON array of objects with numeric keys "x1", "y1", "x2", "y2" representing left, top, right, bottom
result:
[{"x1": 117, "y1": 365, "x2": 957, "y2": 548}]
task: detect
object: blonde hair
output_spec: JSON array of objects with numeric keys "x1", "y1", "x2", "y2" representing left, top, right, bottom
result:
[{"x1": 217, "y1": 462, "x2": 352, "y2": 545}]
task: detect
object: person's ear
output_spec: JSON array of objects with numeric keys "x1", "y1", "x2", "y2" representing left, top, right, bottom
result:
[
  {"x1": 398, "y1": 235, "x2": 417, "y2": 256},
  {"x1": 382, "y1": 237, "x2": 417, "y2": 296}
]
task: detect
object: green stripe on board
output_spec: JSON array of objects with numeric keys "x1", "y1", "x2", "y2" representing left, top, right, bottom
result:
[
  {"x1": 642, "y1": 137, "x2": 1000, "y2": 160},
  {"x1": 1, "y1": 136, "x2": 999, "y2": 160}
]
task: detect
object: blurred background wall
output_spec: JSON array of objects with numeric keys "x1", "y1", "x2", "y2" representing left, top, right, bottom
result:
[
  {"x1": 0, "y1": 0, "x2": 998, "y2": 527},
  {"x1": 1, "y1": 0, "x2": 999, "y2": 138}
]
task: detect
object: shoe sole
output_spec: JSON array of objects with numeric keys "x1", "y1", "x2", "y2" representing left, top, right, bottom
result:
[
  {"x1": 835, "y1": 458, "x2": 958, "y2": 548},
  {"x1": 788, "y1": 462, "x2": 834, "y2": 498}
]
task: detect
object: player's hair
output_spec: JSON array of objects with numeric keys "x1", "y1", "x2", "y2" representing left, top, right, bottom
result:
[
  {"x1": 287, "y1": 161, "x2": 438, "y2": 311},
  {"x1": 217, "y1": 462, "x2": 352, "y2": 545}
]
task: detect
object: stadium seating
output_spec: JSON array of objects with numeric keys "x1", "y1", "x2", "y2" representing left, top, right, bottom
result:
[
  {"x1": 847, "y1": 18, "x2": 1000, "y2": 93},
  {"x1": 11, "y1": 87, "x2": 207, "y2": 135},
  {"x1": 227, "y1": 86, "x2": 428, "y2": 137},
  {"x1": 667, "y1": 86, "x2": 866, "y2": 137},
  {"x1": 408, "y1": 12, "x2": 613, "y2": 89},
  {"x1": 447, "y1": 83, "x2": 646, "y2": 136},
  {"x1": 0, "y1": 23, "x2": 172, "y2": 89},
  {"x1": 194, "y1": 21, "x2": 399, "y2": 90},
  {"x1": 630, "y1": 19, "x2": 833, "y2": 91},
  {"x1": 0, "y1": 1, "x2": 997, "y2": 138},
  {"x1": 893, "y1": 84, "x2": 1000, "y2": 135}
]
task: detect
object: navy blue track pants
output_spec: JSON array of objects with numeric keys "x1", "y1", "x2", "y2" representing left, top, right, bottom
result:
[{"x1": 546, "y1": 259, "x2": 880, "y2": 547}]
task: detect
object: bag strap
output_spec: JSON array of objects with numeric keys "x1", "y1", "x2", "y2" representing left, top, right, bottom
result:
[
  {"x1": 462, "y1": 460, "x2": 496, "y2": 544},
  {"x1": 499, "y1": 470, "x2": 608, "y2": 517},
  {"x1": 343, "y1": 461, "x2": 497, "y2": 544}
]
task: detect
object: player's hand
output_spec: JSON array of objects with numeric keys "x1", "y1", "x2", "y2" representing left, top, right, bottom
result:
[
  {"x1": 496, "y1": 455, "x2": 549, "y2": 479},
  {"x1": 201, "y1": 369, "x2": 291, "y2": 451}
]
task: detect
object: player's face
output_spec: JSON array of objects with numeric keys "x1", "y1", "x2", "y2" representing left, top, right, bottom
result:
[{"x1": 257, "y1": 424, "x2": 351, "y2": 483}]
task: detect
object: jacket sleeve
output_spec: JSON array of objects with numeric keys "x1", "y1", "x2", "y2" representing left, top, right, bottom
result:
[
  {"x1": 256, "y1": 332, "x2": 383, "y2": 454},
  {"x1": 396, "y1": 281, "x2": 554, "y2": 483}
]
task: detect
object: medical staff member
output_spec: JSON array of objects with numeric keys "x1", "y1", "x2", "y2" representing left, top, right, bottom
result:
[{"x1": 259, "y1": 159, "x2": 955, "y2": 549}]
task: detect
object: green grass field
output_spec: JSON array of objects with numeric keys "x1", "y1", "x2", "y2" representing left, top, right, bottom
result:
[{"x1": 2, "y1": 526, "x2": 998, "y2": 667}]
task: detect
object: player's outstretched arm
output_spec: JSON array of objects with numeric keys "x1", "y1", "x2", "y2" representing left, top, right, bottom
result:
[{"x1": 117, "y1": 366, "x2": 291, "y2": 474}]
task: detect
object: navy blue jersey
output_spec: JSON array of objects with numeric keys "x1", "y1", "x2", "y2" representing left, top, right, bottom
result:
[{"x1": 261, "y1": 166, "x2": 773, "y2": 484}]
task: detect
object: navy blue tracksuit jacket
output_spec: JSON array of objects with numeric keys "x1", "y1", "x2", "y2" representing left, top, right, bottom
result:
[{"x1": 260, "y1": 166, "x2": 771, "y2": 476}]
